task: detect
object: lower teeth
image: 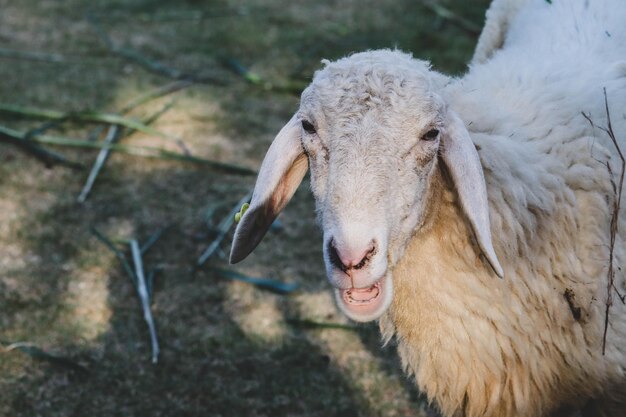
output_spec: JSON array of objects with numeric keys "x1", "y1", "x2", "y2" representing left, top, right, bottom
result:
[{"x1": 345, "y1": 285, "x2": 379, "y2": 304}]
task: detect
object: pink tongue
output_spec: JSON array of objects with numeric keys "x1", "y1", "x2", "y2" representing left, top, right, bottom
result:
[{"x1": 347, "y1": 285, "x2": 379, "y2": 302}]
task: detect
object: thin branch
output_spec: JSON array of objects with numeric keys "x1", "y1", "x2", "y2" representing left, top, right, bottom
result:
[
  {"x1": 24, "y1": 119, "x2": 68, "y2": 141},
  {"x1": 77, "y1": 125, "x2": 122, "y2": 202},
  {"x1": 0, "y1": 47, "x2": 66, "y2": 63},
  {"x1": 286, "y1": 319, "x2": 357, "y2": 331},
  {"x1": 119, "y1": 80, "x2": 193, "y2": 113},
  {"x1": 87, "y1": 125, "x2": 106, "y2": 142},
  {"x1": 91, "y1": 227, "x2": 137, "y2": 286},
  {"x1": 88, "y1": 14, "x2": 302, "y2": 95},
  {"x1": 88, "y1": 7, "x2": 251, "y2": 23},
  {"x1": 140, "y1": 226, "x2": 170, "y2": 255},
  {"x1": 212, "y1": 267, "x2": 299, "y2": 294},
  {"x1": 1, "y1": 341, "x2": 88, "y2": 373},
  {"x1": 423, "y1": 1, "x2": 482, "y2": 37},
  {"x1": 585, "y1": 89, "x2": 626, "y2": 355},
  {"x1": 78, "y1": 81, "x2": 193, "y2": 202},
  {"x1": 612, "y1": 282, "x2": 626, "y2": 304},
  {"x1": 87, "y1": 14, "x2": 227, "y2": 85},
  {"x1": 0, "y1": 129, "x2": 83, "y2": 169},
  {"x1": 223, "y1": 57, "x2": 306, "y2": 95},
  {"x1": 602, "y1": 87, "x2": 624, "y2": 355},
  {"x1": 145, "y1": 266, "x2": 163, "y2": 301},
  {"x1": 77, "y1": 99, "x2": 178, "y2": 202},
  {"x1": 130, "y1": 239, "x2": 160, "y2": 364}
]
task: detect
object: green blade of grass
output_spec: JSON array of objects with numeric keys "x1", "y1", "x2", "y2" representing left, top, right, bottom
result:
[
  {"x1": 119, "y1": 80, "x2": 193, "y2": 114},
  {"x1": 224, "y1": 58, "x2": 263, "y2": 85},
  {"x1": 212, "y1": 267, "x2": 299, "y2": 295},
  {"x1": 423, "y1": 2, "x2": 481, "y2": 36},
  {"x1": 91, "y1": 227, "x2": 138, "y2": 287},
  {"x1": 0, "y1": 47, "x2": 66, "y2": 63},
  {"x1": 223, "y1": 57, "x2": 306, "y2": 95},
  {"x1": 88, "y1": 8, "x2": 251, "y2": 23},
  {"x1": 140, "y1": 226, "x2": 169, "y2": 255},
  {"x1": 0, "y1": 125, "x2": 256, "y2": 175},
  {"x1": 286, "y1": 319, "x2": 358, "y2": 331},
  {"x1": 0, "y1": 128, "x2": 83, "y2": 170},
  {"x1": 145, "y1": 266, "x2": 163, "y2": 301},
  {"x1": 88, "y1": 14, "x2": 227, "y2": 86},
  {"x1": 0, "y1": 102, "x2": 181, "y2": 143},
  {"x1": 1, "y1": 342, "x2": 89, "y2": 373}
]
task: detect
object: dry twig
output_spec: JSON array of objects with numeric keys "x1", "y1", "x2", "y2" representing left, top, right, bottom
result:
[
  {"x1": 88, "y1": 14, "x2": 227, "y2": 85},
  {"x1": 0, "y1": 341, "x2": 88, "y2": 373},
  {"x1": 423, "y1": 1, "x2": 482, "y2": 37},
  {"x1": 91, "y1": 227, "x2": 138, "y2": 286},
  {"x1": 120, "y1": 80, "x2": 194, "y2": 113},
  {"x1": 130, "y1": 239, "x2": 160, "y2": 364},
  {"x1": 212, "y1": 267, "x2": 299, "y2": 294},
  {"x1": 582, "y1": 88, "x2": 625, "y2": 354},
  {"x1": 77, "y1": 125, "x2": 122, "y2": 202},
  {"x1": 0, "y1": 47, "x2": 66, "y2": 63},
  {"x1": 92, "y1": 228, "x2": 163, "y2": 363},
  {"x1": 77, "y1": 99, "x2": 179, "y2": 202},
  {"x1": 78, "y1": 81, "x2": 193, "y2": 202},
  {"x1": 88, "y1": 14, "x2": 302, "y2": 94},
  {"x1": 0, "y1": 129, "x2": 83, "y2": 169}
]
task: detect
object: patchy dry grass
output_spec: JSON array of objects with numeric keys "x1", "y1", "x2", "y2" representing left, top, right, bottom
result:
[{"x1": 0, "y1": 0, "x2": 489, "y2": 416}]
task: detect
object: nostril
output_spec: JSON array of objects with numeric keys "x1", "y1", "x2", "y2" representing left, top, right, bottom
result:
[
  {"x1": 328, "y1": 239, "x2": 348, "y2": 272},
  {"x1": 327, "y1": 238, "x2": 377, "y2": 273},
  {"x1": 353, "y1": 243, "x2": 376, "y2": 270}
]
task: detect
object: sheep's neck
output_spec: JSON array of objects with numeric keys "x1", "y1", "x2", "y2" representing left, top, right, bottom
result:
[
  {"x1": 381, "y1": 150, "x2": 614, "y2": 417},
  {"x1": 382, "y1": 189, "x2": 526, "y2": 417}
]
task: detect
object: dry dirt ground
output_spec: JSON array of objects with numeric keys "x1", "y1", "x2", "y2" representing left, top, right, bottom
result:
[{"x1": 0, "y1": 1, "x2": 489, "y2": 416}]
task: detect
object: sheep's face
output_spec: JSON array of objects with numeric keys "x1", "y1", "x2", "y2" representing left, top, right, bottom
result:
[
  {"x1": 297, "y1": 55, "x2": 446, "y2": 321},
  {"x1": 230, "y1": 50, "x2": 503, "y2": 323}
]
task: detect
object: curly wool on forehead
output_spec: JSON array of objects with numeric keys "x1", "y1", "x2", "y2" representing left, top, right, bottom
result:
[{"x1": 301, "y1": 50, "x2": 438, "y2": 119}]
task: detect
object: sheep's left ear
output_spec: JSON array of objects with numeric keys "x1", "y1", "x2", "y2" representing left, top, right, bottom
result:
[
  {"x1": 230, "y1": 114, "x2": 308, "y2": 264},
  {"x1": 441, "y1": 111, "x2": 504, "y2": 278}
]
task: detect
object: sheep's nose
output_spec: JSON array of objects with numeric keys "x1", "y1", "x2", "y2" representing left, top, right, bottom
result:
[{"x1": 328, "y1": 239, "x2": 377, "y2": 272}]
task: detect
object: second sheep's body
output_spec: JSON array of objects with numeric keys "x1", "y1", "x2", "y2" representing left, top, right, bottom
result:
[{"x1": 231, "y1": 0, "x2": 626, "y2": 416}]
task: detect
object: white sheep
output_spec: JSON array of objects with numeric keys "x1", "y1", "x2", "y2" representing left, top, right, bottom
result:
[{"x1": 230, "y1": 0, "x2": 626, "y2": 416}]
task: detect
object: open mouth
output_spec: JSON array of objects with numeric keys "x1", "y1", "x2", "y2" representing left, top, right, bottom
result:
[
  {"x1": 342, "y1": 281, "x2": 381, "y2": 305},
  {"x1": 334, "y1": 275, "x2": 392, "y2": 322}
]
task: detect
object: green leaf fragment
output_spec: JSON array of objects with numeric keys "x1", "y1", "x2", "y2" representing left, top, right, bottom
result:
[
  {"x1": 212, "y1": 267, "x2": 298, "y2": 294},
  {"x1": 234, "y1": 202, "x2": 250, "y2": 224},
  {"x1": 2, "y1": 342, "x2": 89, "y2": 374}
]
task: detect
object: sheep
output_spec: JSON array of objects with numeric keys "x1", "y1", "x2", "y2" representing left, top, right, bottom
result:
[
  {"x1": 229, "y1": 0, "x2": 626, "y2": 416},
  {"x1": 471, "y1": 0, "x2": 529, "y2": 66}
]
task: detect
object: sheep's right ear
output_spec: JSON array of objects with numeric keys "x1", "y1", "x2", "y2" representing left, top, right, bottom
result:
[
  {"x1": 441, "y1": 111, "x2": 504, "y2": 278},
  {"x1": 230, "y1": 114, "x2": 308, "y2": 264}
]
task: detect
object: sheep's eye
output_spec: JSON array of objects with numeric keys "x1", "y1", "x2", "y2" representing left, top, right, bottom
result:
[
  {"x1": 301, "y1": 120, "x2": 316, "y2": 134},
  {"x1": 422, "y1": 129, "x2": 440, "y2": 141}
]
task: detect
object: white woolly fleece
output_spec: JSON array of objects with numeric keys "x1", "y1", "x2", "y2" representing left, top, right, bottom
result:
[{"x1": 379, "y1": 1, "x2": 626, "y2": 416}]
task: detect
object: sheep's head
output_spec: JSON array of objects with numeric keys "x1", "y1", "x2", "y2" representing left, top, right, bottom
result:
[{"x1": 230, "y1": 50, "x2": 503, "y2": 322}]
